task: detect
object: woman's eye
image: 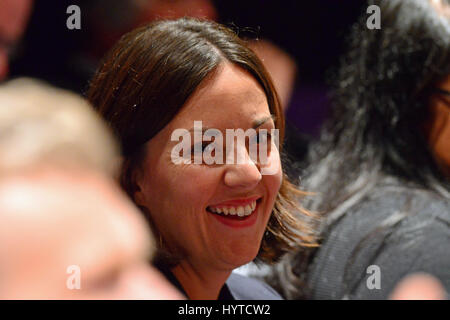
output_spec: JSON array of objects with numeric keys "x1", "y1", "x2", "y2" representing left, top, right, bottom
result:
[
  {"x1": 248, "y1": 131, "x2": 273, "y2": 164},
  {"x1": 189, "y1": 141, "x2": 221, "y2": 165},
  {"x1": 251, "y1": 131, "x2": 271, "y2": 145},
  {"x1": 191, "y1": 142, "x2": 217, "y2": 164},
  {"x1": 192, "y1": 142, "x2": 210, "y2": 154}
]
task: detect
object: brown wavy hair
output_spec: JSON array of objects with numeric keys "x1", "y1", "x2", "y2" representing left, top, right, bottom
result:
[{"x1": 87, "y1": 17, "x2": 317, "y2": 265}]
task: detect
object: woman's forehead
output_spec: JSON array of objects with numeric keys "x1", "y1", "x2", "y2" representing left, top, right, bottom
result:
[{"x1": 172, "y1": 63, "x2": 270, "y2": 124}]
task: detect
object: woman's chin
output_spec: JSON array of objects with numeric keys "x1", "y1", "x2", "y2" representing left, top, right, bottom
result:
[{"x1": 218, "y1": 249, "x2": 260, "y2": 270}]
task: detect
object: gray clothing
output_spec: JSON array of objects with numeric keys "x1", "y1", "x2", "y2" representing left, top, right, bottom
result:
[{"x1": 307, "y1": 178, "x2": 450, "y2": 299}]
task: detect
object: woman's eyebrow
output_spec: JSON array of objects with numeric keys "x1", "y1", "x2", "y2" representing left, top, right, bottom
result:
[{"x1": 252, "y1": 115, "x2": 276, "y2": 129}]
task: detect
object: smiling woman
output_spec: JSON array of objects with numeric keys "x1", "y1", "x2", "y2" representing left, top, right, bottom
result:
[{"x1": 87, "y1": 17, "x2": 317, "y2": 300}]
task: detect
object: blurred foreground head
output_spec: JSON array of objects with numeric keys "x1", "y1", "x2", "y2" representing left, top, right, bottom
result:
[
  {"x1": 0, "y1": 79, "x2": 183, "y2": 299},
  {"x1": 0, "y1": 78, "x2": 120, "y2": 176}
]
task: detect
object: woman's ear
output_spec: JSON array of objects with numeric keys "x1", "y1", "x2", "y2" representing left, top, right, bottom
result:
[
  {"x1": 122, "y1": 156, "x2": 146, "y2": 206},
  {"x1": 132, "y1": 170, "x2": 146, "y2": 207},
  {"x1": 134, "y1": 188, "x2": 145, "y2": 207}
]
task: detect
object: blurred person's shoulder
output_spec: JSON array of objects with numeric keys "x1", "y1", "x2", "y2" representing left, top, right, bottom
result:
[{"x1": 307, "y1": 176, "x2": 450, "y2": 299}]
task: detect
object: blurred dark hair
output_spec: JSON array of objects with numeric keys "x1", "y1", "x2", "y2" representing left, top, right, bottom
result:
[
  {"x1": 87, "y1": 17, "x2": 317, "y2": 266},
  {"x1": 270, "y1": 0, "x2": 450, "y2": 299}
]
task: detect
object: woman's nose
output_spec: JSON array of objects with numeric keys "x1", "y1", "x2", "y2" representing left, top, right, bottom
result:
[{"x1": 223, "y1": 147, "x2": 262, "y2": 189}]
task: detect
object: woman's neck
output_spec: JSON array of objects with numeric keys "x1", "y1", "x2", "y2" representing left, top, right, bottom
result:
[{"x1": 171, "y1": 261, "x2": 231, "y2": 300}]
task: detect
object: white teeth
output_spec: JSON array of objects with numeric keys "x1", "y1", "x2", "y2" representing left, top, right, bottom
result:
[{"x1": 208, "y1": 200, "x2": 258, "y2": 217}]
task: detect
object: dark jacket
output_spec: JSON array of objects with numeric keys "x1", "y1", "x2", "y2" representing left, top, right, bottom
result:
[{"x1": 306, "y1": 177, "x2": 450, "y2": 299}]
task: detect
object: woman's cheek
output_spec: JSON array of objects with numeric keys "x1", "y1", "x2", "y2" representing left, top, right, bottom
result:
[
  {"x1": 172, "y1": 163, "x2": 218, "y2": 201},
  {"x1": 263, "y1": 146, "x2": 282, "y2": 196}
]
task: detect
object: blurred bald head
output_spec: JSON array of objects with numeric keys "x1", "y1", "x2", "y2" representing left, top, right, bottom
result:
[{"x1": 0, "y1": 78, "x2": 120, "y2": 176}]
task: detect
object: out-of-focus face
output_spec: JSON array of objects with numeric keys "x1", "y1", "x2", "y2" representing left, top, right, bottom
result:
[
  {"x1": 134, "y1": 63, "x2": 282, "y2": 273},
  {"x1": 0, "y1": 0, "x2": 33, "y2": 81},
  {"x1": 0, "y1": 168, "x2": 184, "y2": 299},
  {"x1": 425, "y1": 75, "x2": 450, "y2": 177}
]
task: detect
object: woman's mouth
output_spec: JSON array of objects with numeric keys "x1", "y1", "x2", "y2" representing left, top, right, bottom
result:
[
  {"x1": 207, "y1": 199, "x2": 257, "y2": 217},
  {"x1": 206, "y1": 197, "x2": 262, "y2": 227}
]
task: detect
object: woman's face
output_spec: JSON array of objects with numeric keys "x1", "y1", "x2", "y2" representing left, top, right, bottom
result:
[
  {"x1": 425, "y1": 75, "x2": 450, "y2": 177},
  {"x1": 134, "y1": 63, "x2": 282, "y2": 272}
]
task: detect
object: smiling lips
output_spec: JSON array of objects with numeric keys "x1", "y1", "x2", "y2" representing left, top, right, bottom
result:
[
  {"x1": 207, "y1": 197, "x2": 260, "y2": 218},
  {"x1": 208, "y1": 200, "x2": 257, "y2": 217}
]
